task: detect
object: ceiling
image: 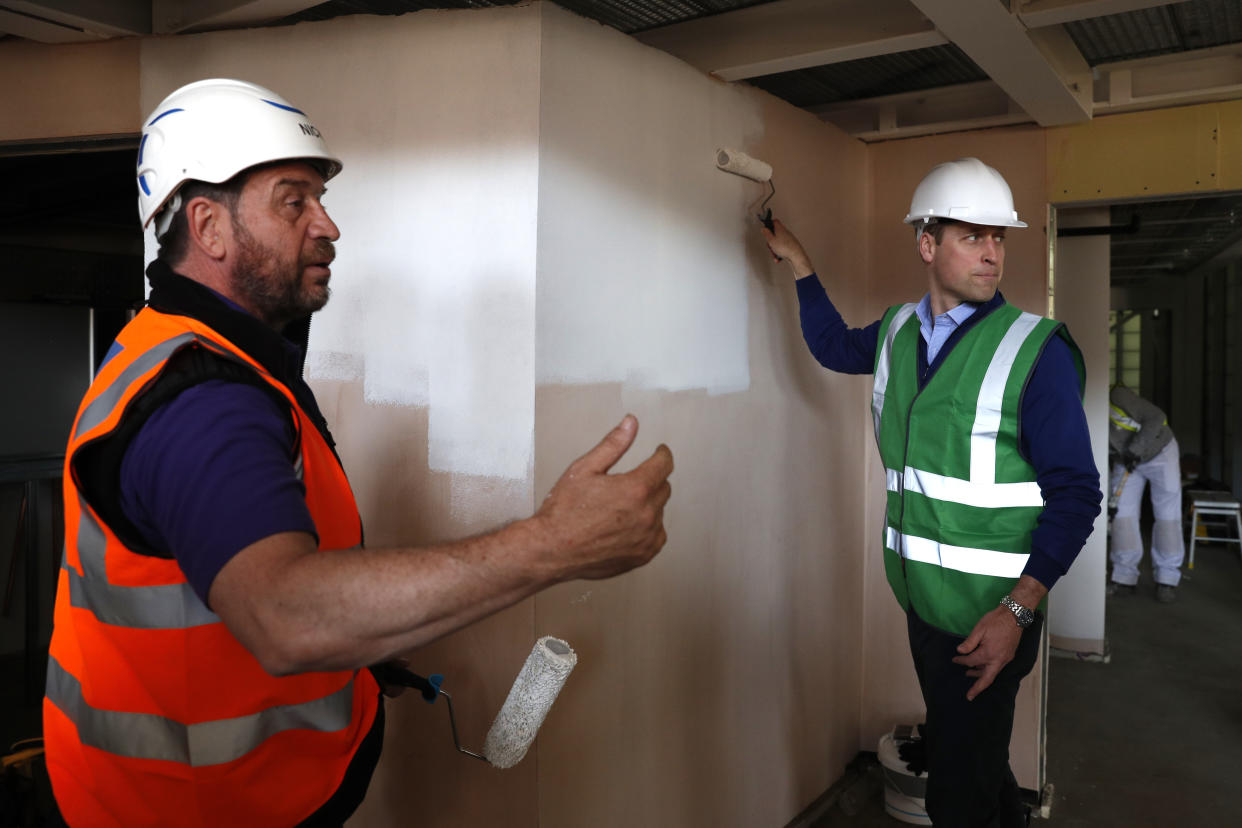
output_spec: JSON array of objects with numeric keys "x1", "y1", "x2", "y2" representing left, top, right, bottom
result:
[{"x1": 3, "y1": 0, "x2": 1242, "y2": 283}]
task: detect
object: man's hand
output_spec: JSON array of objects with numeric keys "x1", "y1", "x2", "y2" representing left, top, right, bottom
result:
[
  {"x1": 760, "y1": 219, "x2": 816, "y2": 279},
  {"x1": 952, "y1": 576, "x2": 1046, "y2": 700},
  {"x1": 952, "y1": 607, "x2": 1023, "y2": 701},
  {"x1": 532, "y1": 415, "x2": 674, "y2": 581}
]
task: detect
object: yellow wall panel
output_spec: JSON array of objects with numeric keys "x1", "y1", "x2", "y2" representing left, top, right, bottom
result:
[
  {"x1": 1047, "y1": 103, "x2": 1221, "y2": 202},
  {"x1": 1218, "y1": 100, "x2": 1242, "y2": 191}
]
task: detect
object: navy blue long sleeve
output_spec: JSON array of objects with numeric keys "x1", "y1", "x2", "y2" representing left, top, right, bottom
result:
[{"x1": 796, "y1": 274, "x2": 1101, "y2": 590}]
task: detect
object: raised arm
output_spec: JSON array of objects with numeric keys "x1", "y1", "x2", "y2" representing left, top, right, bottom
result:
[
  {"x1": 762, "y1": 218, "x2": 880, "y2": 374},
  {"x1": 209, "y1": 415, "x2": 673, "y2": 675}
]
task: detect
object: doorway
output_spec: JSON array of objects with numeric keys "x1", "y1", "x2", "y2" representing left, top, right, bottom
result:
[{"x1": 0, "y1": 141, "x2": 143, "y2": 750}]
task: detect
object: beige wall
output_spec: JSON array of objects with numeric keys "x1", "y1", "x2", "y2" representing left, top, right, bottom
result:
[
  {"x1": 0, "y1": 38, "x2": 140, "y2": 142},
  {"x1": 532, "y1": 6, "x2": 869, "y2": 825}
]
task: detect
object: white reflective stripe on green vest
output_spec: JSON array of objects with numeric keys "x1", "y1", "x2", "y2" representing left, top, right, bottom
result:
[
  {"x1": 886, "y1": 466, "x2": 1044, "y2": 509},
  {"x1": 969, "y1": 312, "x2": 1043, "y2": 486},
  {"x1": 885, "y1": 527, "x2": 1029, "y2": 578},
  {"x1": 871, "y1": 303, "x2": 918, "y2": 438}
]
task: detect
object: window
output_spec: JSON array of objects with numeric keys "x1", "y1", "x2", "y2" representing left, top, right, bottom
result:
[{"x1": 1109, "y1": 310, "x2": 1141, "y2": 389}]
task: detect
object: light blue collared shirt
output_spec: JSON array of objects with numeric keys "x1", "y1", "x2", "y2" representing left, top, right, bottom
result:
[{"x1": 915, "y1": 294, "x2": 978, "y2": 365}]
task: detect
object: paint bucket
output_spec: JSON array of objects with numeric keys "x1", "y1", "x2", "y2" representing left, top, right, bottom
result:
[{"x1": 877, "y1": 729, "x2": 931, "y2": 825}]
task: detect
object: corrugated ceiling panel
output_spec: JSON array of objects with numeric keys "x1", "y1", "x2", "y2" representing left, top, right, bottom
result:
[
  {"x1": 746, "y1": 44, "x2": 987, "y2": 108},
  {"x1": 279, "y1": 0, "x2": 774, "y2": 31},
  {"x1": 554, "y1": 0, "x2": 772, "y2": 33},
  {"x1": 1066, "y1": 0, "x2": 1242, "y2": 66},
  {"x1": 280, "y1": 1, "x2": 512, "y2": 24}
]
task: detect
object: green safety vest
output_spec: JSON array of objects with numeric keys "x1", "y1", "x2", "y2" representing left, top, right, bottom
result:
[{"x1": 871, "y1": 302, "x2": 1085, "y2": 635}]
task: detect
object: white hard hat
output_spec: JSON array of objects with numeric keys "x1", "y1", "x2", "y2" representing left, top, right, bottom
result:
[
  {"x1": 902, "y1": 157, "x2": 1027, "y2": 232},
  {"x1": 137, "y1": 78, "x2": 342, "y2": 235}
]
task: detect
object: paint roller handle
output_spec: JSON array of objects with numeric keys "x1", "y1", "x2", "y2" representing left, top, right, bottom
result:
[
  {"x1": 761, "y1": 218, "x2": 816, "y2": 279},
  {"x1": 759, "y1": 211, "x2": 782, "y2": 261},
  {"x1": 369, "y1": 660, "x2": 442, "y2": 701}
]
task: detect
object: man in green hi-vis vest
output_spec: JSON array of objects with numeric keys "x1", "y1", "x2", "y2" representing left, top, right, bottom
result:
[{"x1": 762, "y1": 158, "x2": 1101, "y2": 827}]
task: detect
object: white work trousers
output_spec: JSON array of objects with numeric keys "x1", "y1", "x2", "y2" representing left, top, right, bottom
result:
[{"x1": 1109, "y1": 438, "x2": 1184, "y2": 586}]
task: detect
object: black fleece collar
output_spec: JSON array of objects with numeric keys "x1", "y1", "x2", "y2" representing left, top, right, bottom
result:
[
  {"x1": 145, "y1": 258, "x2": 312, "y2": 387},
  {"x1": 143, "y1": 259, "x2": 335, "y2": 447}
]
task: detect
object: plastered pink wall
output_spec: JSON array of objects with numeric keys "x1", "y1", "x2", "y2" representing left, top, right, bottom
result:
[
  {"x1": 0, "y1": 38, "x2": 139, "y2": 141},
  {"x1": 531, "y1": 6, "x2": 870, "y2": 825},
  {"x1": 866, "y1": 127, "x2": 1052, "y2": 789}
]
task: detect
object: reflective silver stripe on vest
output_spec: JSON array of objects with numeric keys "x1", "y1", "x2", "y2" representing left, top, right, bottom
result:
[
  {"x1": 69, "y1": 330, "x2": 258, "y2": 630},
  {"x1": 887, "y1": 467, "x2": 1045, "y2": 509},
  {"x1": 970, "y1": 312, "x2": 1042, "y2": 485},
  {"x1": 73, "y1": 333, "x2": 199, "y2": 440},
  {"x1": 886, "y1": 527, "x2": 1028, "y2": 578},
  {"x1": 68, "y1": 494, "x2": 219, "y2": 629},
  {"x1": 872, "y1": 303, "x2": 919, "y2": 441},
  {"x1": 46, "y1": 656, "x2": 356, "y2": 767},
  {"x1": 1109, "y1": 404, "x2": 1140, "y2": 432}
]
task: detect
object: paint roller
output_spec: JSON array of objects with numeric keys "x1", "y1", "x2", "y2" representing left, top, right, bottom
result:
[
  {"x1": 372, "y1": 635, "x2": 577, "y2": 769},
  {"x1": 715, "y1": 148, "x2": 777, "y2": 231}
]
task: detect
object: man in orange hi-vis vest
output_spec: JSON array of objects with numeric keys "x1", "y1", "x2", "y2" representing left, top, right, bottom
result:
[{"x1": 44, "y1": 78, "x2": 674, "y2": 827}]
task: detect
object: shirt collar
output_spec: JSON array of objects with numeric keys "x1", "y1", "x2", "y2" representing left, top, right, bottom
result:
[{"x1": 915, "y1": 293, "x2": 979, "y2": 336}]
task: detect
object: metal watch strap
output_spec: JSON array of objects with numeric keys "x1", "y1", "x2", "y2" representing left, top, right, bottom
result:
[{"x1": 999, "y1": 594, "x2": 1034, "y2": 628}]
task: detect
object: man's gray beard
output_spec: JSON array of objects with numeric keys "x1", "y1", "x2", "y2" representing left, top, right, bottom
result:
[{"x1": 232, "y1": 219, "x2": 331, "y2": 325}]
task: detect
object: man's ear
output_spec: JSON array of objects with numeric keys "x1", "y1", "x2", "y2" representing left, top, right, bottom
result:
[
  {"x1": 185, "y1": 197, "x2": 228, "y2": 260},
  {"x1": 917, "y1": 231, "x2": 936, "y2": 264}
]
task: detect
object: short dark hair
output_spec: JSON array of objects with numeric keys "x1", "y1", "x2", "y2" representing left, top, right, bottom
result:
[
  {"x1": 921, "y1": 219, "x2": 953, "y2": 244},
  {"x1": 155, "y1": 159, "x2": 331, "y2": 266},
  {"x1": 156, "y1": 177, "x2": 247, "y2": 266}
]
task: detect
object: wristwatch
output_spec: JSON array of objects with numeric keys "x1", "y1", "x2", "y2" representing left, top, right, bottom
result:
[{"x1": 999, "y1": 594, "x2": 1035, "y2": 628}]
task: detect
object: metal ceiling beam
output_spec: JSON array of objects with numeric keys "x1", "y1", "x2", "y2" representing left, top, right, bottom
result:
[
  {"x1": 635, "y1": 0, "x2": 946, "y2": 82},
  {"x1": 0, "y1": 9, "x2": 99, "y2": 42},
  {"x1": 812, "y1": 79, "x2": 1034, "y2": 142},
  {"x1": 1016, "y1": 0, "x2": 1191, "y2": 29},
  {"x1": 1093, "y1": 43, "x2": 1242, "y2": 114},
  {"x1": 908, "y1": 0, "x2": 1093, "y2": 126},
  {"x1": 2, "y1": 1, "x2": 149, "y2": 36},
  {"x1": 153, "y1": 0, "x2": 321, "y2": 34}
]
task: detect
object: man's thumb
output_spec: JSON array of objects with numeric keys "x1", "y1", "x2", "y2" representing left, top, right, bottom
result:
[{"x1": 575, "y1": 415, "x2": 638, "y2": 475}]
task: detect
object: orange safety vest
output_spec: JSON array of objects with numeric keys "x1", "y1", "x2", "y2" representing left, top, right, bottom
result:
[{"x1": 44, "y1": 306, "x2": 380, "y2": 827}]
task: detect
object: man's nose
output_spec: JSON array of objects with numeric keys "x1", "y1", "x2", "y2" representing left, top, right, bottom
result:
[
  {"x1": 981, "y1": 238, "x2": 999, "y2": 263},
  {"x1": 310, "y1": 202, "x2": 341, "y2": 241}
]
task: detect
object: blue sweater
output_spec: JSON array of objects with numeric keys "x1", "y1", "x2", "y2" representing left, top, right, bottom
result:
[{"x1": 796, "y1": 275, "x2": 1101, "y2": 591}]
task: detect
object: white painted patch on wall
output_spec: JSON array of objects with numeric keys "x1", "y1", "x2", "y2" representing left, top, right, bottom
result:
[
  {"x1": 536, "y1": 6, "x2": 765, "y2": 396},
  {"x1": 307, "y1": 150, "x2": 538, "y2": 480},
  {"x1": 138, "y1": 8, "x2": 543, "y2": 482}
]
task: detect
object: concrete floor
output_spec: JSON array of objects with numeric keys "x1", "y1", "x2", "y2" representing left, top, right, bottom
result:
[{"x1": 811, "y1": 538, "x2": 1242, "y2": 827}]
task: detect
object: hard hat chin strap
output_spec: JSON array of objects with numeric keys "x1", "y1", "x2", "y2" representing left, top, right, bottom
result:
[
  {"x1": 154, "y1": 192, "x2": 181, "y2": 239},
  {"x1": 914, "y1": 218, "x2": 939, "y2": 242}
]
